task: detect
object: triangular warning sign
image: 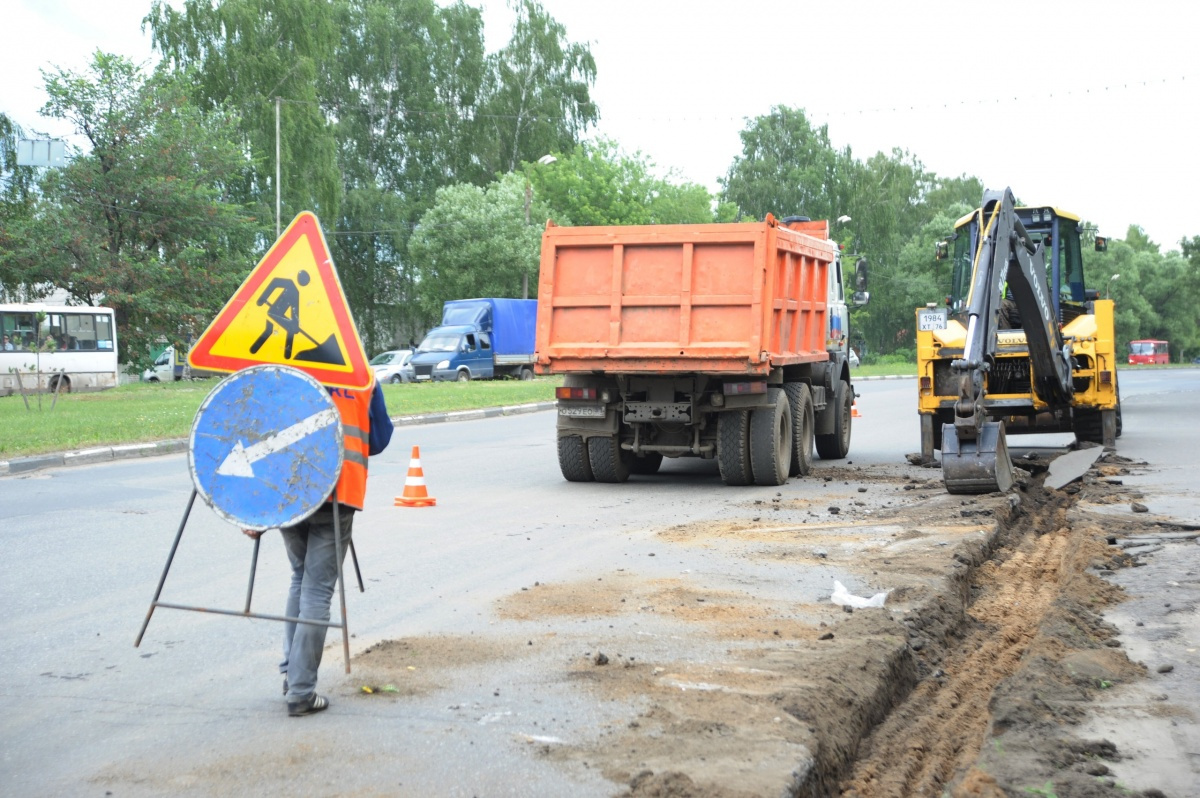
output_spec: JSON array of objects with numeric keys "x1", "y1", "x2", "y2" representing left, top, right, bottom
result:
[{"x1": 189, "y1": 212, "x2": 373, "y2": 390}]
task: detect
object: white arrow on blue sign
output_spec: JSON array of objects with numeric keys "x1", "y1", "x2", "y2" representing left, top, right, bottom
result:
[{"x1": 189, "y1": 365, "x2": 344, "y2": 530}]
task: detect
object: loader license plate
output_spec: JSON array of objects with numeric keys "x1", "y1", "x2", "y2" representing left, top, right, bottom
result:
[
  {"x1": 558, "y1": 404, "x2": 605, "y2": 418},
  {"x1": 918, "y1": 308, "x2": 948, "y2": 331}
]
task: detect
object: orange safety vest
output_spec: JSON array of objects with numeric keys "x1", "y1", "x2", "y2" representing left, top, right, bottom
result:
[{"x1": 328, "y1": 385, "x2": 373, "y2": 510}]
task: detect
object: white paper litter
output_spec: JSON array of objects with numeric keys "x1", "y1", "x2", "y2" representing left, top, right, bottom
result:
[{"x1": 831, "y1": 580, "x2": 888, "y2": 608}]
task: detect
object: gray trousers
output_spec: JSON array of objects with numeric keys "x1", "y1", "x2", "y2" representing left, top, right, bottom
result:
[{"x1": 279, "y1": 505, "x2": 354, "y2": 701}]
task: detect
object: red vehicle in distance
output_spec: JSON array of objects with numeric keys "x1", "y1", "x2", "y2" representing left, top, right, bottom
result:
[{"x1": 1128, "y1": 339, "x2": 1169, "y2": 365}]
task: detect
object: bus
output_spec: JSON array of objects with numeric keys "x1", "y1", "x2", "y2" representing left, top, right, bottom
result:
[
  {"x1": 0, "y1": 304, "x2": 120, "y2": 395},
  {"x1": 1128, "y1": 339, "x2": 1170, "y2": 365}
]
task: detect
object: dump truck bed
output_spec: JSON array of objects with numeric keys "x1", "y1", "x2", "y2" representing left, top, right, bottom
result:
[{"x1": 535, "y1": 218, "x2": 834, "y2": 375}]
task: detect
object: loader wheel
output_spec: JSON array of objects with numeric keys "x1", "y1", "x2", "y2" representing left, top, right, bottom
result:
[
  {"x1": 919, "y1": 413, "x2": 944, "y2": 462},
  {"x1": 1072, "y1": 409, "x2": 1104, "y2": 445},
  {"x1": 784, "y1": 383, "x2": 814, "y2": 477},
  {"x1": 815, "y1": 379, "x2": 852, "y2": 460},
  {"x1": 629, "y1": 452, "x2": 664, "y2": 475},
  {"x1": 557, "y1": 435, "x2": 594, "y2": 482},
  {"x1": 750, "y1": 387, "x2": 793, "y2": 487},
  {"x1": 588, "y1": 435, "x2": 631, "y2": 483},
  {"x1": 1116, "y1": 380, "x2": 1123, "y2": 438},
  {"x1": 717, "y1": 410, "x2": 753, "y2": 486}
]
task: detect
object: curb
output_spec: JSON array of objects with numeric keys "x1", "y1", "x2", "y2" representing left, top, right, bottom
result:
[
  {"x1": 1, "y1": 383, "x2": 909, "y2": 477},
  {"x1": 0, "y1": 401, "x2": 558, "y2": 478}
]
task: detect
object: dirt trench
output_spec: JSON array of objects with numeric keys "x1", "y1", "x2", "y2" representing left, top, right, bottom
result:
[
  {"x1": 597, "y1": 455, "x2": 1172, "y2": 797},
  {"x1": 353, "y1": 454, "x2": 1177, "y2": 798},
  {"x1": 841, "y1": 455, "x2": 1168, "y2": 798}
]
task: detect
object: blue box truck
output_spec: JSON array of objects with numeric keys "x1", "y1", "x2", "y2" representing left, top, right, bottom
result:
[{"x1": 409, "y1": 298, "x2": 538, "y2": 382}]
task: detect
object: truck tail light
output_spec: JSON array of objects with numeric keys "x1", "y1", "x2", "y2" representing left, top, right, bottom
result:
[
  {"x1": 1099, "y1": 370, "x2": 1112, "y2": 385},
  {"x1": 556, "y1": 387, "x2": 598, "y2": 400},
  {"x1": 722, "y1": 381, "x2": 767, "y2": 396},
  {"x1": 920, "y1": 376, "x2": 932, "y2": 391}
]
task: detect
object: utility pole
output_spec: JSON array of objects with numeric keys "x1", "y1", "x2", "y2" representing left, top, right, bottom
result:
[
  {"x1": 275, "y1": 97, "x2": 282, "y2": 240},
  {"x1": 523, "y1": 181, "x2": 532, "y2": 299}
]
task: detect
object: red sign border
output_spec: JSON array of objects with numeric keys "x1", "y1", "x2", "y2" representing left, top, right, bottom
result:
[{"x1": 188, "y1": 212, "x2": 372, "y2": 390}]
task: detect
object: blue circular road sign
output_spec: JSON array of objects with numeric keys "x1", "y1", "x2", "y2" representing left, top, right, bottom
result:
[{"x1": 189, "y1": 365, "x2": 343, "y2": 530}]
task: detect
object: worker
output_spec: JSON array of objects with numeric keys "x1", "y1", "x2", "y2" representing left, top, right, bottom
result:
[{"x1": 242, "y1": 377, "x2": 393, "y2": 716}]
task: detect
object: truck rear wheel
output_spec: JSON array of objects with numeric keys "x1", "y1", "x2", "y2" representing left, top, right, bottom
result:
[
  {"x1": 588, "y1": 435, "x2": 631, "y2": 483},
  {"x1": 519, "y1": 367, "x2": 535, "y2": 381},
  {"x1": 717, "y1": 410, "x2": 753, "y2": 486},
  {"x1": 750, "y1": 387, "x2": 792, "y2": 486},
  {"x1": 557, "y1": 435, "x2": 594, "y2": 482},
  {"x1": 785, "y1": 383, "x2": 814, "y2": 477},
  {"x1": 815, "y1": 379, "x2": 852, "y2": 460}
]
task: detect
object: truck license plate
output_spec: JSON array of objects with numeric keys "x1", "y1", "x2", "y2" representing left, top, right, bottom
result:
[
  {"x1": 918, "y1": 309, "x2": 948, "y2": 331},
  {"x1": 558, "y1": 404, "x2": 605, "y2": 418}
]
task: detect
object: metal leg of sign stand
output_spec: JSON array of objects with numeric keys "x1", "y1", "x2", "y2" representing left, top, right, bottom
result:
[
  {"x1": 333, "y1": 494, "x2": 351, "y2": 673},
  {"x1": 348, "y1": 540, "x2": 364, "y2": 592},
  {"x1": 135, "y1": 489, "x2": 199, "y2": 647},
  {"x1": 136, "y1": 491, "x2": 353, "y2": 675},
  {"x1": 244, "y1": 535, "x2": 261, "y2": 613}
]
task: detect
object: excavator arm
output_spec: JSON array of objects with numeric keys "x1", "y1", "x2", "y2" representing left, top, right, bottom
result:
[{"x1": 943, "y1": 187, "x2": 1075, "y2": 494}]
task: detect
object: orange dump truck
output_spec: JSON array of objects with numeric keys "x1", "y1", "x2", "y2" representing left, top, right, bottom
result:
[{"x1": 535, "y1": 215, "x2": 867, "y2": 486}]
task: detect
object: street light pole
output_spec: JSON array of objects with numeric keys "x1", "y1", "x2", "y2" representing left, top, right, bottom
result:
[
  {"x1": 523, "y1": 182, "x2": 533, "y2": 299},
  {"x1": 275, "y1": 96, "x2": 282, "y2": 240},
  {"x1": 524, "y1": 155, "x2": 557, "y2": 300}
]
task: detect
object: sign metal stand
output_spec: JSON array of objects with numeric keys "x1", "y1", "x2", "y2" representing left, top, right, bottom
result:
[{"x1": 135, "y1": 365, "x2": 362, "y2": 674}]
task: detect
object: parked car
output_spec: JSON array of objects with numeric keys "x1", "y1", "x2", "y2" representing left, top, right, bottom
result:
[
  {"x1": 370, "y1": 349, "x2": 413, "y2": 383},
  {"x1": 849, "y1": 348, "x2": 860, "y2": 368},
  {"x1": 141, "y1": 346, "x2": 218, "y2": 382}
]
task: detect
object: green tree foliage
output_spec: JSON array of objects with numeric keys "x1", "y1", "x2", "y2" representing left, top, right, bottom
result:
[
  {"x1": 0, "y1": 53, "x2": 264, "y2": 369},
  {"x1": 322, "y1": 0, "x2": 492, "y2": 352},
  {"x1": 528, "y1": 139, "x2": 716, "y2": 227},
  {"x1": 148, "y1": 0, "x2": 341, "y2": 220},
  {"x1": 406, "y1": 141, "x2": 720, "y2": 333},
  {"x1": 477, "y1": 0, "x2": 598, "y2": 175},
  {"x1": 147, "y1": 0, "x2": 598, "y2": 352},
  {"x1": 407, "y1": 172, "x2": 547, "y2": 326},
  {"x1": 0, "y1": 114, "x2": 39, "y2": 302},
  {"x1": 1086, "y1": 226, "x2": 1200, "y2": 362},
  {"x1": 720, "y1": 106, "x2": 854, "y2": 223},
  {"x1": 720, "y1": 106, "x2": 994, "y2": 358}
]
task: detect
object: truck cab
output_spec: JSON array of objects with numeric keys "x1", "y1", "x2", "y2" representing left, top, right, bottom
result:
[
  {"x1": 410, "y1": 326, "x2": 494, "y2": 382},
  {"x1": 409, "y1": 298, "x2": 537, "y2": 381}
]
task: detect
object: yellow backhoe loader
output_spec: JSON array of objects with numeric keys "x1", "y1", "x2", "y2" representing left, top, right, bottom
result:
[{"x1": 915, "y1": 187, "x2": 1120, "y2": 494}]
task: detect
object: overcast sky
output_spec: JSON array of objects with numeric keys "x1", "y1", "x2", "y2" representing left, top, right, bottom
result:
[{"x1": 4, "y1": 0, "x2": 1197, "y2": 248}]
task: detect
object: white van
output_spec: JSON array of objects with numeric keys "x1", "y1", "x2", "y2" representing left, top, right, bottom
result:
[{"x1": 142, "y1": 347, "x2": 179, "y2": 382}]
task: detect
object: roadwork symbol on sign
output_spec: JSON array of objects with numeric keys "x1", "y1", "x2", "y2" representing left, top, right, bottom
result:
[
  {"x1": 188, "y1": 211, "x2": 373, "y2": 390},
  {"x1": 189, "y1": 365, "x2": 344, "y2": 530}
]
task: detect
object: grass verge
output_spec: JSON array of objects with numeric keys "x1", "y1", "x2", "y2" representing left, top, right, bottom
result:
[
  {"x1": 853, "y1": 362, "x2": 918, "y2": 378},
  {"x1": 0, "y1": 378, "x2": 559, "y2": 459}
]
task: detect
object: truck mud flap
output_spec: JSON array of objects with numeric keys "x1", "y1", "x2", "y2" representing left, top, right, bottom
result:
[{"x1": 941, "y1": 420, "x2": 1014, "y2": 494}]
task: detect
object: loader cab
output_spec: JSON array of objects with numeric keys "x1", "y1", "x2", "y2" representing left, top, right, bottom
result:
[{"x1": 946, "y1": 206, "x2": 1086, "y2": 323}]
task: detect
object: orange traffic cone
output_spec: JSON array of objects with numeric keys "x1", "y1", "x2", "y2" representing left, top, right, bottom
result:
[
  {"x1": 851, "y1": 400, "x2": 862, "y2": 418},
  {"x1": 395, "y1": 445, "x2": 437, "y2": 507}
]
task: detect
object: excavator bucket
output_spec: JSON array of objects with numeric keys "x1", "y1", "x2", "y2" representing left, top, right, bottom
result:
[{"x1": 941, "y1": 420, "x2": 1015, "y2": 494}]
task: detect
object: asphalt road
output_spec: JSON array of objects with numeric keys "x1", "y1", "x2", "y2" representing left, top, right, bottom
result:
[{"x1": 0, "y1": 370, "x2": 1195, "y2": 796}]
